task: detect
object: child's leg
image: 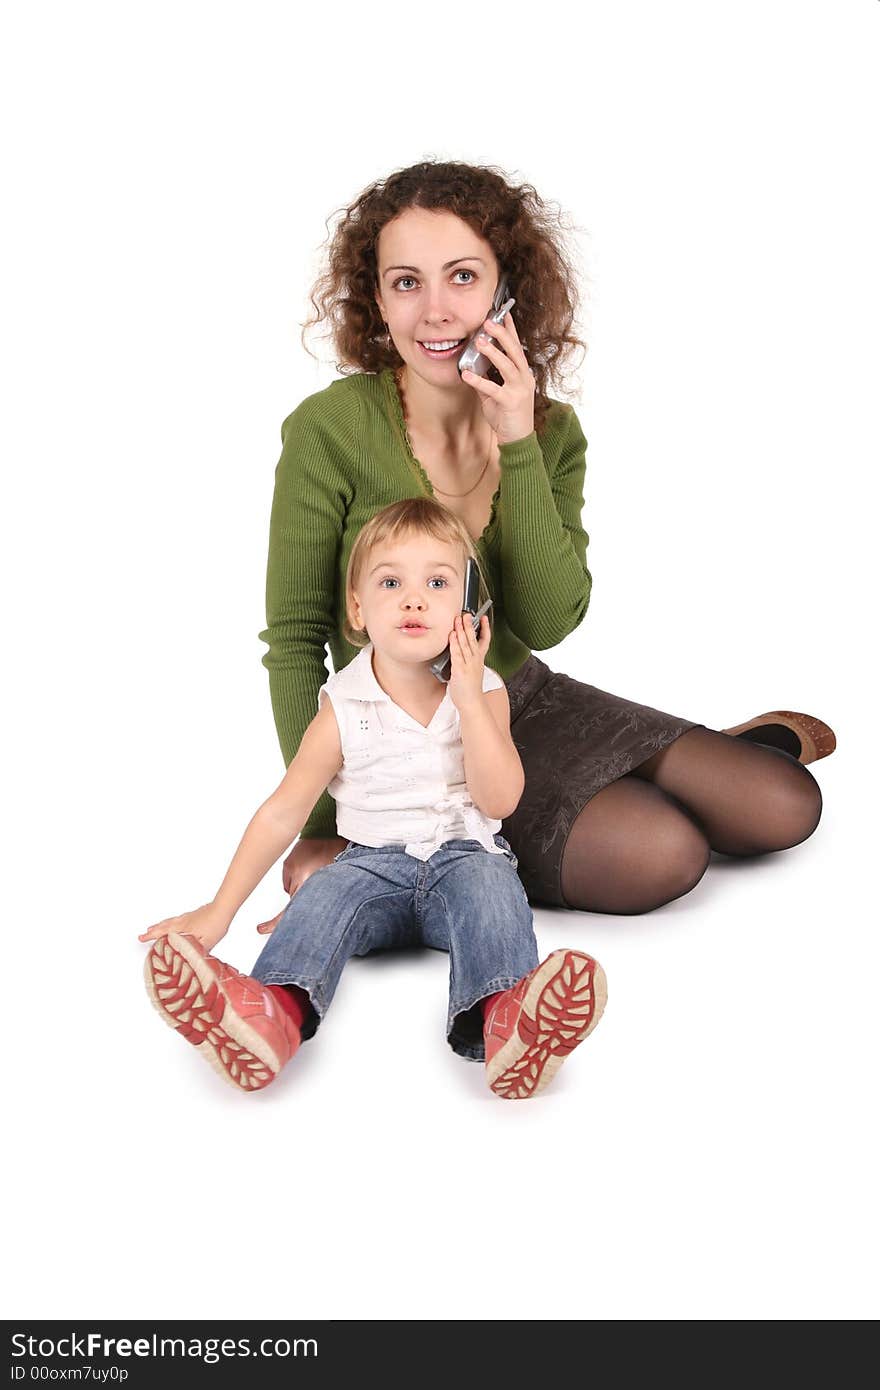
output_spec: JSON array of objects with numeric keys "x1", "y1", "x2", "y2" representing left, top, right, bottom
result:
[
  {"x1": 145, "y1": 851, "x2": 416, "y2": 1091},
  {"x1": 420, "y1": 843, "x2": 540, "y2": 1062},
  {"x1": 422, "y1": 842, "x2": 607, "y2": 1098},
  {"x1": 248, "y1": 848, "x2": 417, "y2": 1041}
]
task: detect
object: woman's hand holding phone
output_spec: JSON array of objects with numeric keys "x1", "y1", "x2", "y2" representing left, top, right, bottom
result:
[
  {"x1": 461, "y1": 305, "x2": 537, "y2": 446},
  {"x1": 446, "y1": 610, "x2": 492, "y2": 714}
]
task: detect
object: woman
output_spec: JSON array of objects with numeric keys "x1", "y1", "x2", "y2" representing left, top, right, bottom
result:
[{"x1": 257, "y1": 159, "x2": 831, "y2": 919}]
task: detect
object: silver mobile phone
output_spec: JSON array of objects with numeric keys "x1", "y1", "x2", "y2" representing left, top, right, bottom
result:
[
  {"x1": 430, "y1": 557, "x2": 493, "y2": 683},
  {"x1": 457, "y1": 274, "x2": 515, "y2": 385}
]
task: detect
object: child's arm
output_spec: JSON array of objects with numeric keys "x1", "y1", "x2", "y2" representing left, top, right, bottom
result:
[
  {"x1": 459, "y1": 682, "x2": 525, "y2": 820},
  {"x1": 139, "y1": 699, "x2": 343, "y2": 951},
  {"x1": 447, "y1": 614, "x2": 525, "y2": 820}
]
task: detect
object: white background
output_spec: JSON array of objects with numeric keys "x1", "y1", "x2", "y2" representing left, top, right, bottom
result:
[{"x1": 3, "y1": 0, "x2": 877, "y2": 1321}]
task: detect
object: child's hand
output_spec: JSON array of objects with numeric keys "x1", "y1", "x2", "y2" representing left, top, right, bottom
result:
[
  {"x1": 138, "y1": 903, "x2": 229, "y2": 953},
  {"x1": 446, "y1": 612, "x2": 491, "y2": 713}
]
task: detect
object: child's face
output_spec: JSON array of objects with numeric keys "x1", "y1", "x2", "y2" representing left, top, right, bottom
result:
[{"x1": 351, "y1": 533, "x2": 466, "y2": 664}]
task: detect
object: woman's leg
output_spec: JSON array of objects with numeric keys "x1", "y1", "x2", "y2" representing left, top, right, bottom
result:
[
  {"x1": 560, "y1": 777, "x2": 712, "y2": 914},
  {"x1": 632, "y1": 727, "x2": 823, "y2": 856},
  {"x1": 559, "y1": 728, "x2": 823, "y2": 914}
]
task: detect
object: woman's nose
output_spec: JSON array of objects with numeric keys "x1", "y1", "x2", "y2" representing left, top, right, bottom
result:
[{"x1": 423, "y1": 284, "x2": 453, "y2": 323}]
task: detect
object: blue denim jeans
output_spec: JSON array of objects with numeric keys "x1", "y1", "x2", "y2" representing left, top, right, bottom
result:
[{"x1": 249, "y1": 834, "x2": 539, "y2": 1061}]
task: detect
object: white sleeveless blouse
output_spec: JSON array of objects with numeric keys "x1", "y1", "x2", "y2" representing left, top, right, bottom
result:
[{"x1": 318, "y1": 642, "x2": 506, "y2": 862}]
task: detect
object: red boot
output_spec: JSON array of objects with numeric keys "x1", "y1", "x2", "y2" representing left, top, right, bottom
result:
[
  {"x1": 484, "y1": 950, "x2": 607, "y2": 1100},
  {"x1": 144, "y1": 932, "x2": 302, "y2": 1092}
]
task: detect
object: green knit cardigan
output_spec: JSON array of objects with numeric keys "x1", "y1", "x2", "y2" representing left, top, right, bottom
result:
[{"x1": 259, "y1": 367, "x2": 591, "y2": 839}]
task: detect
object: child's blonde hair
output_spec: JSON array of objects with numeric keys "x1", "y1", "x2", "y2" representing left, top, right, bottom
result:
[{"x1": 343, "y1": 497, "x2": 490, "y2": 648}]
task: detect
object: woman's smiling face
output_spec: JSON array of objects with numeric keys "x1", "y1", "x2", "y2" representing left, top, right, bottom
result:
[{"x1": 374, "y1": 208, "x2": 500, "y2": 380}]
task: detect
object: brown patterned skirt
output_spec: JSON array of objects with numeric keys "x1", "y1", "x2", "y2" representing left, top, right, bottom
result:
[{"x1": 501, "y1": 655, "x2": 701, "y2": 907}]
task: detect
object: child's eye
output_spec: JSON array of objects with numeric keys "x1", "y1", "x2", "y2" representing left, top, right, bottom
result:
[{"x1": 378, "y1": 576, "x2": 448, "y2": 589}]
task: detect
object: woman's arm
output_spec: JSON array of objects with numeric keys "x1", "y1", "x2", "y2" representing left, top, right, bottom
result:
[
  {"x1": 496, "y1": 405, "x2": 592, "y2": 649},
  {"x1": 139, "y1": 702, "x2": 344, "y2": 948},
  {"x1": 259, "y1": 392, "x2": 357, "y2": 839}
]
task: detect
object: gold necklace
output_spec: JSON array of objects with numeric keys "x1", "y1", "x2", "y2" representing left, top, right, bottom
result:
[{"x1": 394, "y1": 368, "x2": 494, "y2": 499}]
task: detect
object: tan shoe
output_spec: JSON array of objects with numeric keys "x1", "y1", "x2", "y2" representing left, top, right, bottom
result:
[
  {"x1": 722, "y1": 710, "x2": 836, "y2": 765},
  {"x1": 144, "y1": 932, "x2": 302, "y2": 1091}
]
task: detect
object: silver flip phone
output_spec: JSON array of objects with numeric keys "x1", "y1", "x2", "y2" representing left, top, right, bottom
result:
[
  {"x1": 457, "y1": 274, "x2": 515, "y2": 385},
  {"x1": 430, "y1": 557, "x2": 493, "y2": 683}
]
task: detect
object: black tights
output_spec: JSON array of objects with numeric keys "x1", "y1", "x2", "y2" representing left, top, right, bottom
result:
[{"x1": 559, "y1": 727, "x2": 823, "y2": 915}]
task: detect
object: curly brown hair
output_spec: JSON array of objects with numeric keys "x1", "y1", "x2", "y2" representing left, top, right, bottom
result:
[{"x1": 301, "y1": 158, "x2": 588, "y2": 436}]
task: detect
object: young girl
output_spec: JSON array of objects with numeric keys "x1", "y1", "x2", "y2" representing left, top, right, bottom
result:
[{"x1": 140, "y1": 498, "x2": 607, "y2": 1099}]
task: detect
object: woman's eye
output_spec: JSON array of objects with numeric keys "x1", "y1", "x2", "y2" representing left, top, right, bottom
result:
[{"x1": 391, "y1": 269, "x2": 475, "y2": 291}]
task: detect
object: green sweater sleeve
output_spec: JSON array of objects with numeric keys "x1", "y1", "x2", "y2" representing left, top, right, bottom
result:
[
  {"x1": 497, "y1": 405, "x2": 592, "y2": 648},
  {"x1": 258, "y1": 393, "x2": 357, "y2": 840}
]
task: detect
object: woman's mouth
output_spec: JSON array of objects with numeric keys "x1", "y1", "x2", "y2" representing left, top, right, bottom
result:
[{"x1": 417, "y1": 338, "x2": 466, "y2": 361}]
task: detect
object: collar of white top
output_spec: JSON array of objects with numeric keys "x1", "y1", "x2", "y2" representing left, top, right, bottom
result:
[
  {"x1": 332, "y1": 644, "x2": 465, "y2": 739},
  {"x1": 331, "y1": 642, "x2": 500, "y2": 718},
  {"x1": 331, "y1": 643, "x2": 406, "y2": 703}
]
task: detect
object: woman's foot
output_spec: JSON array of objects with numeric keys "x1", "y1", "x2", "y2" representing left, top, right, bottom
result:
[
  {"x1": 144, "y1": 932, "x2": 302, "y2": 1091},
  {"x1": 722, "y1": 711, "x2": 836, "y2": 765},
  {"x1": 484, "y1": 950, "x2": 607, "y2": 1100}
]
